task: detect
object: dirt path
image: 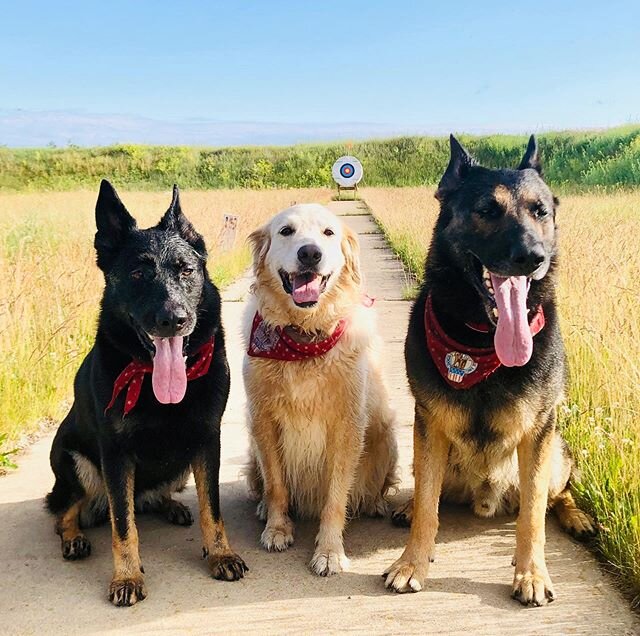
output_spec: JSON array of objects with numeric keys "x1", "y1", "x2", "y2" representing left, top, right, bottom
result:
[{"x1": 1, "y1": 200, "x2": 637, "y2": 635}]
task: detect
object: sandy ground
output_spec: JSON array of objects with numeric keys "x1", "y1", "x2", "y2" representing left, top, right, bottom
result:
[{"x1": 1, "y1": 200, "x2": 638, "y2": 635}]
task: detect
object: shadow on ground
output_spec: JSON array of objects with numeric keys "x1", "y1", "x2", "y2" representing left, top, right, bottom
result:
[{"x1": 2, "y1": 478, "x2": 610, "y2": 625}]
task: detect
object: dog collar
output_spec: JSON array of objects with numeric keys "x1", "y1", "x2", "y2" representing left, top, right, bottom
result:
[
  {"x1": 105, "y1": 337, "x2": 215, "y2": 416},
  {"x1": 424, "y1": 295, "x2": 545, "y2": 389}
]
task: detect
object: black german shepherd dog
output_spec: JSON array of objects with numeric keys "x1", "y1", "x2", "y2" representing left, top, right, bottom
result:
[
  {"x1": 384, "y1": 137, "x2": 595, "y2": 605},
  {"x1": 46, "y1": 181, "x2": 247, "y2": 606}
]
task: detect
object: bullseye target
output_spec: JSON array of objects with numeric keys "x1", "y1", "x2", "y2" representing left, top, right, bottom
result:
[
  {"x1": 340, "y1": 163, "x2": 355, "y2": 178},
  {"x1": 332, "y1": 155, "x2": 363, "y2": 187}
]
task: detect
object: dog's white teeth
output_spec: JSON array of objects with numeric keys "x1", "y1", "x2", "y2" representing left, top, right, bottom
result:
[
  {"x1": 492, "y1": 308, "x2": 499, "y2": 319},
  {"x1": 483, "y1": 279, "x2": 495, "y2": 295},
  {"x1": 482, "y1": 267, "x2": 490, "y2": 281}
]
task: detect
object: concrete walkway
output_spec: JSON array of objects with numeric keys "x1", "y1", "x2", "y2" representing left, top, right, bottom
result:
[{"x1": 1, "y1": 200, "x2": 638, "y2": 635}]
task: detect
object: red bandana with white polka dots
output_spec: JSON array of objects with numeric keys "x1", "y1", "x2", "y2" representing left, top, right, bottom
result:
[
  {"x1": 105, "y1": 338, "x2": 215, "y2": 416},
  {"x1": 248, "y1": 313, "x2": 347, "y2": 361}
]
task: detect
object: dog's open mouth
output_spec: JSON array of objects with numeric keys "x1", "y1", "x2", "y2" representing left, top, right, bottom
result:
[
  {"x1": 131, "y1": 319, "x2": 191, "y2": 405},
  {"x1": 132, "y1": 321, "x2": 190, "y2": 356},
  {"x1": 470, "y1": 255, "x2": 535, "y2": 367},
  {"x1": 279, "y1": 270, "x2": 330, "y2": 307}
]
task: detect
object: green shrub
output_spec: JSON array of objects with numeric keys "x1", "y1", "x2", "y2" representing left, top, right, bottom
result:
[{"x1": 1, "y1": 125, "x2": 639, "y2": 192}]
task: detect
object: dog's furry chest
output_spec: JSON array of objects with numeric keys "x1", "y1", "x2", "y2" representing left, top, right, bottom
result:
[
  {"x1": 427, "y1": 395, "x2": 537, "y2": 476},
  {"x1": 248, "y1": 342, "x2": 364, "y2": 402},
  {"x1": 245, "y1": 347, "x2": 368, "y2": 517}
]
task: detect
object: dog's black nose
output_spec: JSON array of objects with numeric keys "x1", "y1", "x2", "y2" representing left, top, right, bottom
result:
[
  {"x1": 510, "y1": 243, "x2": 546, "y2": 274},
  {"x1": 297, "y1": 244, "x2": 322, "y2": 267},
  {"x1": 155, "y1": 307, "x2": 188, "y2": 334}
]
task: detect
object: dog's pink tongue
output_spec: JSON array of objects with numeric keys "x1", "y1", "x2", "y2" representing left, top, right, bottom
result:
[
  {"x1": 490, "y1": 274, "x2": 532, "y2": 367},
  {"x1": 151, "y1": 336, "x2": 187, "y2": 404},
  {"x1": 292, "y1": 273, "x2": 321, "y2": 304}
]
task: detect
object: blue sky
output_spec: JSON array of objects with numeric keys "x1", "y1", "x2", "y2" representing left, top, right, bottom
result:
[{"x1": 1, "y1": 0, "x2": 639, "y2": 146}]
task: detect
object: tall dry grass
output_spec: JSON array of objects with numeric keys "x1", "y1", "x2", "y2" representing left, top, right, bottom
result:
[
  {"x1": 0, "y1": 188, "x2": 330, "y2": 443},
  {"x1": 363, "y1": 186, "x2": 640, "y2": 600}
]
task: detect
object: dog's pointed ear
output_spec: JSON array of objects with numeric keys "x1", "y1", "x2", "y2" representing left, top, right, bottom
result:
[
  {"x1": 158, "y1": 185, "x2": 207, "y2": 258},
  {"x1": 248, "y1": 225, "x2": 271, "y2": 275},
  {"x1": 518, "y1": 135, "x2": 542, "y2": 175},
  {"x1": 341, "y1": 224, "x2": 361, "y2": 287},
  {"x1": 94, "y1": 179, "x2": 137, "y2": 271},
  {"x1": 435, "y1": 135, "x2": 477, "y2": 201}
]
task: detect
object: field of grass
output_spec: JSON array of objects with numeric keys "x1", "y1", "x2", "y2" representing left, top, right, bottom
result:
[
  {"x1": 2, "y1": 125, "x2": 639, "y2": 192},
  {"x1": 363, "y1": 186, "x2": 640, "y2": 602},
  {"x1": 0, "y1": 188, "x2": 330, "y2": 445}
]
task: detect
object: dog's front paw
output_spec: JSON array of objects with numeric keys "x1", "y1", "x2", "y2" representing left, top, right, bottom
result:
[
  {"x1": 383, "y1": 555, "x2": 429, "y2": 593},
  {"x1": 206, "y1": 552, "x2": 248, "y2": 581},
  {"x1": 310, "y1": 548, "x2": 350, "y2": 576},
  {"x1": 512, "y1": 565, "x2": 555, "y2": 606},
  {"x1": 108, "y1": 576, "x2": 147, "y2": 606},
  {"x1": 163, "y1": 500, "x2": 193, "y2": 526},
  {"x1": 261, "y1": 519, "x2": 294, "y2": 552},
  {"x1": 61, "y1": 534, "x2": 91, "y2": 560}
]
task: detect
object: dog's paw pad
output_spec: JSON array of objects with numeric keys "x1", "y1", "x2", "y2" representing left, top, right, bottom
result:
[
  {"x1": 310, "y1": 550, "x2": 350, "y2": 576},
  {"x1": 512, "y1": 570, "x2": 555, "y2": 607},
  {"x1": 108, "y1": 577, "x2": 147, "y2": 607},
  {"x1": 261, "y1": 524, "x2": 294, "y2": 552},
  {"x1": 207, "y1": 552, "x2": 248, "y2": 581},
  {"x1": 62, "y1": 535, "x2": 91, "y2": 560},
  {"x1": 383, "y1": 558, "x2": 428, "y2": 593}
]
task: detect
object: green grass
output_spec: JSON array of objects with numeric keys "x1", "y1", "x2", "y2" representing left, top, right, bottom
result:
[
  {"x1": 0, "y1": 434, "x2": 19, "y2": 471},
  {"x1": 2, "y1": 125, "x2": 640, "y2": 192}
]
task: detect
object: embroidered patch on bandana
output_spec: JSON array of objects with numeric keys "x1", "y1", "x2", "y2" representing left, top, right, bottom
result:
[{"x1": 444, "y1": 351, "x2": 479, "y2": 383}]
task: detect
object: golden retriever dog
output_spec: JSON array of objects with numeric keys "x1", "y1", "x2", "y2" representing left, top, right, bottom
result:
[{"x1": 242, "y1": 204, "x2": 398, "y2": 575}]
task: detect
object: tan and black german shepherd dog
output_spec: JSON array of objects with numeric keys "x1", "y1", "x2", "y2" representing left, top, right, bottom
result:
[{"x1": 383, "y1": 136, "x2": 595, "y2": 605}]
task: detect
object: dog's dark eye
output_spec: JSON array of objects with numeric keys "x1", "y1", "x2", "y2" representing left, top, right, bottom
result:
[
  {"x1": 323, "y1": 228, "x2": 335, "y2": 237},
  {"x1": 279, "y1": 226, "x2": 294, "y2": 237},
  {"x1": 181, "y1": 267, "x2": 194, "y2": 277},
  {"x1": 532, "y1": 205, "x2": 549, "y2": 219},
  {"x1": 130, "y1": 269, "x2": 143, "y2": 281},
  {"x1": 476, "y1": 202, "x2": 502, "y2": 219}
]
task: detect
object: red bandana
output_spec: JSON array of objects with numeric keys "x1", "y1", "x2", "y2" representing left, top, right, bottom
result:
[
  {"x1": 424, "y1": 295, "x2": 545, "y2": 389},
  {"x1": 105, "y1": 338, "x2": 215, "y2": 416},
  {"x1": 247, "y1": 296, "x2": 375, "y2": 361},
  {"x1": 248, "y1": 314, "x2": 348, "y2": 361}
]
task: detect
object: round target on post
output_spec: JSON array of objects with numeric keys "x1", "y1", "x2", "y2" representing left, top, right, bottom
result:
[{"x1": 332, "y1": 155, "x2": 363, "y2": 187}]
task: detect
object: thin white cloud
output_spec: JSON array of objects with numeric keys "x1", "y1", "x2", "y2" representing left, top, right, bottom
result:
[
  {"x1": 0, "y1": 109, "x2": 441, "y2": 148},
  {"x1": 3, "y1": 109, "x2": 620, "y2": 148}
]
